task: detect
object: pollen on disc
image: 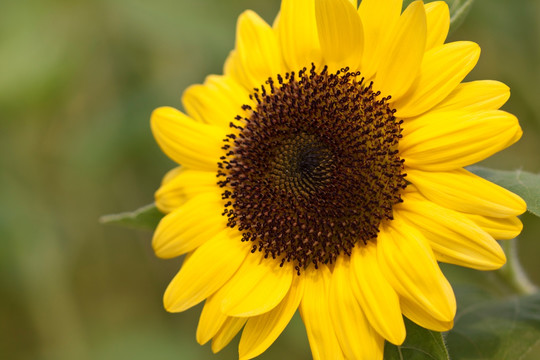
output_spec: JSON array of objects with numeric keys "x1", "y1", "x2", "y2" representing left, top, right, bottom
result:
[{"x1": 217, "y1": 65, "x2": 407, "y2": 273}]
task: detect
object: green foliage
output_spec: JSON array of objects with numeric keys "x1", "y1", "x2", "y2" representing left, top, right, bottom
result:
[
  {"x1": 469, "y1": 167, "x2": 540, "y2": 217},
  {"x1": 385, "y1": 319, "x2": 450, "y2": 360},
  {"x1": 100, "y1": 204, "x2": 163, "y2": 230},
  {"x1": 447, "y1": 293, "x2": 540, "y2": 360}
]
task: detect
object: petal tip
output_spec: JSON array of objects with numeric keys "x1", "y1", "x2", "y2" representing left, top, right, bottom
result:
[
  {"x1": 163, "y1": 292, "x2": 180, "y2": 313},
  {"x1": 386, "y1": 322, "x2": 407, "y2": 346}
]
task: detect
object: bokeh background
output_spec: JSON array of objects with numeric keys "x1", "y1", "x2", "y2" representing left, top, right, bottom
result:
[{"x1": 1, "y1": 0, "x2": 539, "y2": 359}]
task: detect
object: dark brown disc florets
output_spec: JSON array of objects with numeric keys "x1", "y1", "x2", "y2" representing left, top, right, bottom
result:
[{"x1": 217, "y1": 65, "x2": 407, "y2": 273}]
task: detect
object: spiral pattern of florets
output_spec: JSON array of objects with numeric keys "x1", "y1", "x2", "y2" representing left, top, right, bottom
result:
[{"x1": 217, "y1": 65, "x2": 407, "y2": 273}]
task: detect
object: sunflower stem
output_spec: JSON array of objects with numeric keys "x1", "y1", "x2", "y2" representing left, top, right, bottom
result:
[{"x1": 497, "y1": 238, "x2": 537, "y2": 295}]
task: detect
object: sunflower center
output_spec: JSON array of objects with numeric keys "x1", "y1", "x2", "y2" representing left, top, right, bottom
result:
[
  {"x1": 217, "y1": 65, "x2": 407, "y2": 273},
  {"x1": 269, "y1": 133, "x2": 336, "y2": 202}
]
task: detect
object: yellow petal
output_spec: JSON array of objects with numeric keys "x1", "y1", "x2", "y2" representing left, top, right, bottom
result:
[
  {"x1": 400, "y1": 297, "x2": 454, "y2": 332},
  {"x1": 155, "y1": 166, "x2": 184, "y2": 213},
  {"x1": 330, "y1": 255, "x2": 385, "y2": 359},
  {"x1": 464, "y1": 214, "x2": 523, "y2": 240},
  {"x1": 315, "y1": 0, "x2": 364, "y2": 72},
  {"x1": 428, "y1": 80, "x2": 510, "y2": 114},
  {"x1": 358, "y1": 0, "x2": 402, "y2": 79},
  {"x1": 424, "y1": 1, "x2": 450, "y2": 50},
  {"x1": 300, "y1": 265, "x2": 345, "y2": 360},
  {"x1": 211, "y1": 317, "x2": 247, "y2": 353},
  {"x1": 152, "y1": 191, "x2": 225, "y2": 259},
  {"x1": 239, "y1": 275, "x2": 304, "y2": 360},
  {"x1": 351, "y1": 242, "x2": 405, "y2": 345},
  {"x1": 276, "y1": 0, "x2": 321, "y2": 71},
  {"x1": 214, "y1": 251, "x2": 293, "y2": 317},
  {"x1": 233, "y1": 10, "x2": 284, "y2": 90},
  {"x1": 150, "y1": 106, "x2": 226, "y2": 170},
  {"x1": 182, "y1": 75, "x2": 250, "y2": 130},
  {"x1": 377, "y1": 218, "x2": 456, "y2": 322},
  {"x1": 196, "y1": 294, "x2": 228, "y2": 345},
  {"x1": 161, "y1": 166, "x2": 182, "y2": 185},
  {"x1": 374, "y1": 1, "x2": 426, "y2": 101},
  {"x1": 155, "y1": 169, "x2": 218, "y2": 213},
  {"x1": 163, "y1": 230, "x2": 248, "y2": 312},
  {"x1": 398, "y1": 195, "x2": 506, "y2": 270},
  {"x1": 393, "y1": 41, "x2": 480, "y2": 118},
  {"x1": 407, "y1": 168, "x2": 527, "y2": 218},
  {"x1": 400, "y1": 110, "x2": 522, "y2": 171}
]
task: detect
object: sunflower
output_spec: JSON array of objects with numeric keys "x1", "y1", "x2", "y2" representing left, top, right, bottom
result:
[{"x1": 149, "y1": 0, "x2": 526, "y2": 359}]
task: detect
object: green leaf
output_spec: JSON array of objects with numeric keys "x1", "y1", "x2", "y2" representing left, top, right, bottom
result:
[
  {"x1": 468, "y1": 166, "x2": 540, "y2": 217},
  {"x1": 441, "y1": 264, "x2": 540, "y2": 359},
  {"x1": 100, "y1": 203, "x2": 164, "y2": 230},
  {"x1": 446, "y1": 293, "x2": 540, "y2": 360},
  {"x1": 384, "y1": 318, "x2": 450, "y2": 360}
]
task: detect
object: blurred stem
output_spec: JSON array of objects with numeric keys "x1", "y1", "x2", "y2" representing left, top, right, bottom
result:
[
  {"x1": 448, "y1": 0, "x2": 475, "y2": 34},
  {"x1": 497, "y1": 238, "x2": 537, "y2": 295}
]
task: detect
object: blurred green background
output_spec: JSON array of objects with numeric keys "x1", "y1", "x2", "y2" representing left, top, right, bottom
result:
[{"x1": 1, "y1": 0, "x2": 539, "y2": 359}]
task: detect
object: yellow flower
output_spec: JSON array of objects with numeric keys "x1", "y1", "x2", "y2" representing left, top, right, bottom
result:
[{"x1": 150, "y1": 0, "x2": 526, "y2": 359}]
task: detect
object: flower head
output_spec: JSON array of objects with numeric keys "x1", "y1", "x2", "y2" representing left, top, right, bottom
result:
[{"x1": 150, "y1": 0, "x2": 526, "y2": 359}]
